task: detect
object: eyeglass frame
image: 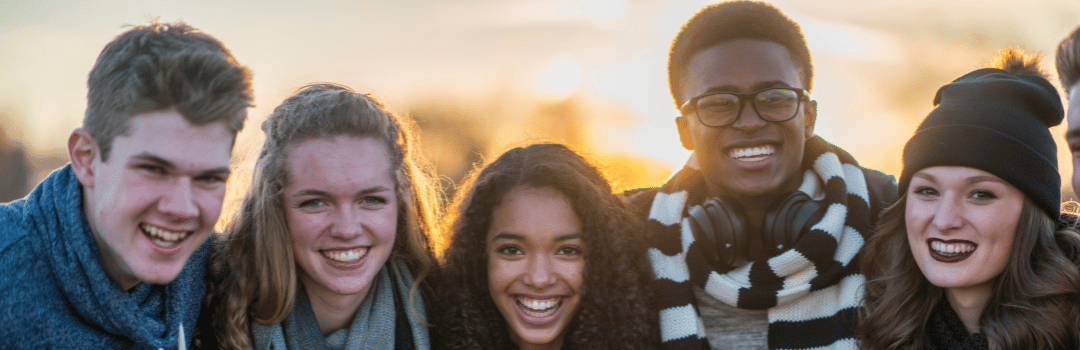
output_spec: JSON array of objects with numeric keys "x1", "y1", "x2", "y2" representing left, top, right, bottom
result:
[{"x1": 678, "y1": 87, "x2": 811, "y2": 128}]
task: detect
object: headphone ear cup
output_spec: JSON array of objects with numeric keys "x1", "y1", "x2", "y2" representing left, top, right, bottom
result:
[
  {"x1": 763, "y1": 192, "x2": 825, "y2": 255},
  {"x1": 689, "y1": 200, "x2": 722, "y2": 267},
  {"x1": 689, "y1": 197, "x2": 746, "y2": 270}
]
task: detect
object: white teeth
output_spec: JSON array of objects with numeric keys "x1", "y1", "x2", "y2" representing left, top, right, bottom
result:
[
  {"x1": 517, "y1": 297, "x2": 560, "y2": 318},
  {"x1": 141, "y1": 224, "x2": 189, "y2": 246},
  {"x1": 729, "y1": 145, "x2": 775, "y2": 161},
  {"x1": 322, "y1": 248, "x2": 368, "y2": 262},
  {"x1": 931, "y1": 241, "x2": 975, "y2": 256}
]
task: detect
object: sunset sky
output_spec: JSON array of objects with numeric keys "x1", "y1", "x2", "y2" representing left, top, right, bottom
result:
[{"x1": 2, "y1": 0, "x2": 1079, "y2": 206}]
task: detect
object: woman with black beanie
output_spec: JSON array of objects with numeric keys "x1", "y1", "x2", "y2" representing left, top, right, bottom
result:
[{"x1": 859, "y1": 49, "x2": 1080, "y2": 350}]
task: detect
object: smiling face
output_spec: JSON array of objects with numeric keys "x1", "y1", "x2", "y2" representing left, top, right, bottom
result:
[
  {"x1": 905, "y1": 166, "x2": 1023, "y2": 293},
  {"x1": 77, "y1": 108, "x2": 233, "y2": 290},
  {"x1": 487, "y1": 186, "x2": 585, "y2": 350},
  {"x1": 283, "y1": 136, "x2": 398, "y2": 301},
  {"x1": 677, "y1": 39, "x2": 815, "y2": 202}
]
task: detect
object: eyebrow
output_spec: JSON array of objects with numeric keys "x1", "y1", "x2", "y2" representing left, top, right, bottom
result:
[
  {"x1": 911, "y1": 172, "x2": 1008, "y2": 186},
  {"x1": 490, "y1": 232, "x2": 582, "y2": 242},
  {"x1": 1066, "y1": 127, "x2": 1080, "y2": 143},
  {"x1": 702, "y1": 80, "x2": 793, "y2": 95},
  {"x1": 130, "y1": 152, "x2": 231, "y2": 177},
  {"x1": 290, "y1": 185, "x2": 393, "y2": 198}
]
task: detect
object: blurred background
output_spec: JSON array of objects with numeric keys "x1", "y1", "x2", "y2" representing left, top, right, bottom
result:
[{"x1": 2, "y1": 0, "x2": 1079, "y2": 218}]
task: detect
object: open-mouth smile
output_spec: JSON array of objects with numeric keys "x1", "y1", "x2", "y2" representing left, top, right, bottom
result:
[{"x1": 927, "y1": 238, "x2": 977, "y2": 263}]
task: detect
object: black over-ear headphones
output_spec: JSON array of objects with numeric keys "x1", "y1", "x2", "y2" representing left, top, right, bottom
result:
[{"x1": 687, "y1": 192, "x2": 825, "y2": 272}]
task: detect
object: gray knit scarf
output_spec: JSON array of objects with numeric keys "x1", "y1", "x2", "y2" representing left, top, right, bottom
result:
[
  {"x1": 648, "y1": 137, "x2": 878, "y2": 350},
  {"x1": 252, "y1": 259, "x2": 430, "y2": 350}
]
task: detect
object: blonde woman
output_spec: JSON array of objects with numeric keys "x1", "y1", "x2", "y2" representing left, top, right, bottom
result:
[{"x1": 203, "y1": 84, "x2": 440, "y2": 350}]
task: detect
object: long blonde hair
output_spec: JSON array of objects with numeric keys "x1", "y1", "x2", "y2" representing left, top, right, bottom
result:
[{"x1": 207, "y1": 83, "x2": 442, "y2": 350}]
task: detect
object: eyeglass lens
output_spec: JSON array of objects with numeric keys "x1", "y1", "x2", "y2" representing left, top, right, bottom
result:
[{"x1": 694, "y1": 88, "x2": 800, "y2": 126}]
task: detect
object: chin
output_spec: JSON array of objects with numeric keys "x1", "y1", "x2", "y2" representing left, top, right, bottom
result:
[{"x1": 134, "y1": 264, "x2": 187, "y2": 285}]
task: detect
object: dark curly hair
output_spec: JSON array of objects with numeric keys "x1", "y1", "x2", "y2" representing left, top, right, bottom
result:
[
  {"x1": 668, "y1": 0, "x2": 812, "y2": 108},
  {"x1": 432, "y1": 143, "x2": 656, "y2": 349}
]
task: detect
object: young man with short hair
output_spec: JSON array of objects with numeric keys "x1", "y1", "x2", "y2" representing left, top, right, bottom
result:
[
  {"x1": 1057, "y1": 26, "x2": 1080, "y2": 199},
  {"x1": 627, "y1": 2, "x2": 897, "y2": 349},
  {"x1": 0, "y1": 21, "x2": 252, "y2": 348}
]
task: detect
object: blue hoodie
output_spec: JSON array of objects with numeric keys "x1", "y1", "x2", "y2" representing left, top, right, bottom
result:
[{"x1": 0, "y1": 165, "x2": 208, "y2": 349}]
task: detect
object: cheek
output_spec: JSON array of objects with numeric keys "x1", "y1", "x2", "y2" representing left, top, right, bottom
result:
[
  {"x1": 904, "y1": 204, "x2": 923, "y2": 233},
  {"x1": 374, "y1": 207, "x2": 399, "y2": 244},
  {"x1": 285, "y1": 211, "x2": 325, "y2": 245},
  {"x1": 487, "y1": 257, "x2": 513, "y2": 292},
  {"x1": 565, "y1": 260, "x2": 585, "y2": 292},
  {"x1": 195, "y1": 188, "x2": 227, "y2": 221}
]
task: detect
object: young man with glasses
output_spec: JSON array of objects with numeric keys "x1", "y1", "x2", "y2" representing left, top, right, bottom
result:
[
  {"x1": 626, "y1": 2, "x2": 897, "y2": 349},
  {"x1": 0, "y1": 21, "x2": 252, "y2": 348}
]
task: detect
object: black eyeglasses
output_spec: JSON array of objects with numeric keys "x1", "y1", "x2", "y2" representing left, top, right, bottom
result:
[{"x1": 679, "y1": 87, "x2": 809, "y2": 127}]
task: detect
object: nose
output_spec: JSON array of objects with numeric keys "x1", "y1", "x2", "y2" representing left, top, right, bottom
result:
[
  {"x1": 930, "y1": 194, "x2": 964, "y2": 232},
  {"x1": 523, "y1": 254, "x2": 557, "y2": 289},
  {"x1": 158, "y1": 177, "x2": 198, "y2": 219},
  {"x1": 729, "y1": 98, "x2": 767, "y2": 131},
  {"x1": 330, "y1": 206, "x2": 364, "y2": 239}
]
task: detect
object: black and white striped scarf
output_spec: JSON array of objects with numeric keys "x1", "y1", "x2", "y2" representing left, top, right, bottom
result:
[{"x1": 647, "y1": 137, "x2": 877, "y2": 350}]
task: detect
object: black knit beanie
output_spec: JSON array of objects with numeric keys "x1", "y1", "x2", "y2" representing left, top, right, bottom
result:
[{"x1": 899, "y1": 68, "x2": 1065, "y2": 217}]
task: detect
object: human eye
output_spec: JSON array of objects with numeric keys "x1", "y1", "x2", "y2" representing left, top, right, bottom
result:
[
  {"x1": 136, "y1": 164, "x2": 167, "y2": 177},
  {"x1": 556, "y1": 245, "x2": 584, "y2": 257},
  {"x1": 969, "y1": 189, "x2": 998, "y2": 201},
  {"x1": 496, "y1": 245, "x2": 523, "y2": 256},
  {"x1": 194, "y1": 174, "x2": 227, "y2": 186},
  {"x1": 360, "y1": 196, "x2": 390, "y2": 208},
  {"x1": 756, "y1": 89, "x2": 798, "y2": 108},
  {"x1": 698, "y1": 94, "x2": 739, "y2": 112},
  {"x1": 911, "y1": 186, "x2": 938, "y2": 197},
  {"x1": 299, "y1": 198, "x2": 326, "y2": 209}
]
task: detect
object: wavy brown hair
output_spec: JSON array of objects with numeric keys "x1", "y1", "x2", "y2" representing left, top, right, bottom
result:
[
  {"x1": 431, "y1": 143, "x2": 656, "y2": 349},
  {"x1": 202, "y1": 83, "x2": 442, "y2": 350},
  {"x1": 860, "y1": 194, "x2": 1080, "y2": 350}
]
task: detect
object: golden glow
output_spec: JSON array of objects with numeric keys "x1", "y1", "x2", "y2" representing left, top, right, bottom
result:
[
  {"x1": 2, "y1": 0, "x2": 1078, "y2": 224},
  {"x1": 534, "y1": 56, "x2": 585, "y2": 100}
]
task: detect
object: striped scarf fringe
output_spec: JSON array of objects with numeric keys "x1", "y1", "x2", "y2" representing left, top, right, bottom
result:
[{"x1": 648, "y1": 137, "x2": 872, "y2": 350}]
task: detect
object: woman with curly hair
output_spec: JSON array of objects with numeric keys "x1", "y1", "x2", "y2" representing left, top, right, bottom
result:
[
  {"x1": 432, "y1": 143, "x2": 655, "y2": 349},
  {"x1": 859, "y1": 49, "x2": 1080, "y2": 350},
  {"x1": 202, "y1": 83, "x2": 441, "y2": 350}
]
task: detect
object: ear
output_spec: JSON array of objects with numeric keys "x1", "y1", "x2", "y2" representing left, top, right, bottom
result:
[
  {"x1": 803, "y1": 100, "x2": 817, "y2": 138},
  {"x1": 676, "y1": 116, "x2": 694, "y2": 151},
  {"x1": 68, "y1": 128, "x2": 98, "y2": 188}
]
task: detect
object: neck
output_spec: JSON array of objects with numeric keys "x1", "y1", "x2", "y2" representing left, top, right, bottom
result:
[
  {"x1": 702, "y1": 183, "x2": 777, "y2": 232},
  {"x1": 83, "y1": 188, "x2": 139, "y2": 291},
  {"x1": 511, "y1": 334, "x2": 564, "y2": 350},
  {"x1": 945, "y1": 283, "x2": 993, "y2": 335},
  {"x1": 303, "y1": 279, "x2": 369, "y2": 336}
]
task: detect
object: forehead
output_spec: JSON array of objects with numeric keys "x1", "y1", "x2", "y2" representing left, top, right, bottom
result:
[
  {"x1": 682, "y1": 39, "x2": 803, "y2": 97},
  {"x1": 284, "y1": 136, "x2": 395, "y2": 189},
  {"x1": 487, "y1": 186, "x2": 583, "y2": 241},
  {"x1": 912, "y1": 166, "x2": 1008, "y2": 186},
  {"x1": 108, "y1": 109, "x2": 233, "y2": 168}
]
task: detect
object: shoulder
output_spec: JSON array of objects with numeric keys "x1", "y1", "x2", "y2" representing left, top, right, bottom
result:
[
  {"x1": 859, "y1": 167, "x2": 898, "y2": 211},
  {"x1": 0, "y1": 202, "x2": 43, "y2": 283},
  {"x1": 0, "y1": 241, "x2": 70, "y2": 345},
  {"x1": 0, "y1": 199, "x2": 33, "y2": 254},
  {"x1": 623, "y1": 187, "x2": 661, "y2": 217}
]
